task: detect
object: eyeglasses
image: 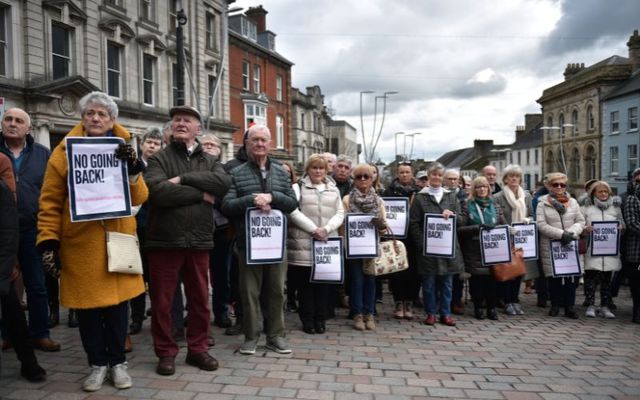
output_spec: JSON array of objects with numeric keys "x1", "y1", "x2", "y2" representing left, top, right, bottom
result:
[
  {"x1": 551, "y1": 182, "x2": 567, "y2": 188},
  {"x1": 355, "y1": 174, "x2": 371, "y2": 180}
]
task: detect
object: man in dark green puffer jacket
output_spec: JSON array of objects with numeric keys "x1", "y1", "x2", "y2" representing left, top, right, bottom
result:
[{"x1": 221, "y1": 125, "x2": 297, "y2": 356}]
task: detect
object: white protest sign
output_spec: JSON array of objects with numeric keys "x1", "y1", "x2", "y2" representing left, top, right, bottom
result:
[
  {"x1": 345, "y1": 213, "x2": 379, "y2": 259},
  {"x1": 311, "y1": 237, "x2": 344, "y2": 284},
  {"x1": 66, "y1": 137, "x2": 131, "y2": 222},
  {"x1": 381, "y1": 197, "x2": 409, "y2": 238},
  {"x1": 550, "y1": 240, "x2": 582, "y2": 277},
  {"x1": 590, "y1": 221, "x2": 620, "y2": 256},
  {"x1": 480, "y1": 225, "x2": 512, "y2": 266},
  {"x1": 245, "y1": 208, "x2": 286, "y2": 264},
  {"x1": 511, "y1": 223, "x2": 538, "y2": 260},
  {"x1": 423, "y1": 213, "x2": 456, "y2": 258}
]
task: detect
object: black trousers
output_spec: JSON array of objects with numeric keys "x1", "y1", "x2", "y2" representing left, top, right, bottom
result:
[
  {"x1": 547, "y1": 276, "x2": 578, "y2": 308},
  {"x1": 469, "y1": 275, "x2": 497, "y2": 309},
  {"x1": 389, "y1": 241, "x2": 420, "y2": 302},
  {"x1": 130, "y1": 232, "x2": 149, "y2": 324},
  {"x1": 77, "y1": 301, "x2": 128, "y2": 367},
  {"x1": 451, "y1": 274, "x2": 463, "y2": 303},
  {"x1": 504, "y1": 276, "x2": 522, "y2": 304},
  {"x1": 45, "y1": 273, "x2": 59, "y2": 315},
  {"x1": 289, "y1": 266, "x2": 329, "y2": 326},
  {"x1": 0, "y1": 281, "x2": 39, "y2": 367},
  {"x1": 583, "y1": 270, "x2": 613, "y2": 307}
]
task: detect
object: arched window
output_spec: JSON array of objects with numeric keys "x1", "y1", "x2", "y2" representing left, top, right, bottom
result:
[
  {"x1": 569, "y1": 148, "x2": 580, "y2": 182},
  {"x1": 587, "y1": 106, "x2": 594, "y2": 130},
  {"x1": 571, "y1": 109, "x2": 579, "y2": 135},
  {"x1": 546, "y1": 150, "x2": 555, "y2": 174},
  {"x1": 559, "y1": 113, "x2": 565, "y2": 137},
  {"x1": 546, "y1": 115, "x2": 553, "y2": 140},
  {"x1": 584, "y1": 145, "x2": 597, "y2": 180}
]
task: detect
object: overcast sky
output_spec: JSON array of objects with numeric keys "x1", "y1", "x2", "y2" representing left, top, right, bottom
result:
[{"x1": 231, "y1": 0, "x2": 640, "y2": 162}]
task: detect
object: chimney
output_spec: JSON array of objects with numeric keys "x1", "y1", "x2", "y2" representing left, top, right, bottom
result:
[
  {"x1": 628, "y1": 29, "x2": 640, "y2": 74},
  {"x1": 524, "y1": 113, "x2": 542, "y2": 132},
  {"x1": 245, "y1": 5, "x2": 267, "y2": 33},
  {"x1": 563, "y1": 63, "x2": 585, "y2": 80},
  {"x1": 473, "y1": 139, "x2": 493, "y2": 158},
  {"x1": 515, "y1": 125, "x2": 525, "y2": 141}
]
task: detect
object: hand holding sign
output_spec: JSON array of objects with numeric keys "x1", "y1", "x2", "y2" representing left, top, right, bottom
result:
[{"x1": 114, "y1": 143, "x2": 142, "y2": 175}]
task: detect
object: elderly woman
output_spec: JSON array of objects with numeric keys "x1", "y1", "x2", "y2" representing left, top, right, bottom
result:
[
  {"x1": 623, "y1": 169, "x2": 640, "y2": 323},
  {"x1": 459, "y1": 176, "x2": 506, "y2": 320},
  {"x1": 343, "y1": 164, "x2": 387, "y2": 331},
  {"x1": 409, "y1": 162, "x2": 464, "y2": 326},
  {"x1": 493, "y1": 164, "x2": 535, "y2": 316},
  {"x1": 582, "y1": 181, "x2": 624, "y2": 319},
  {"x1": 288, "y1": 154, "x2": 344, "y2": 334},
  {"x1": 536, "y1": 172, "x2": 584, "y2": 319},
  {"x1": 37, "y1": 92, "x2": 148, "y2": 391}
]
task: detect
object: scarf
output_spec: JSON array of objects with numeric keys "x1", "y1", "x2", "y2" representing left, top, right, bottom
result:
[
  {"x1": 593, "y1": 197, "x2": 613, "y2": 211},
  {"x1": 348, "y1": 186, "x2": 379, "y2": 215},
  {"x1": 504, "y1": 186, "x2": 527, "y2": 223},
  {"x1": 426, "y1": 185, "x2": 444, "y2": 203},
  {"x1": 548, "y1": 192, "x2": 569, "y2": 215},
  {"x1": 467, "y1": 197, "x2": 497, "y2": 225}
]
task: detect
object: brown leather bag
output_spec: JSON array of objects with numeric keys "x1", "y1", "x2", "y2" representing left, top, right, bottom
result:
[{"x1": 491, "y1": 247, "x2": 526, "y2": 282}]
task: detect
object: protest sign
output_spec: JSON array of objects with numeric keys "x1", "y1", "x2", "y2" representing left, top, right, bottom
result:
[
  {"x1": 550, "y1": 240, "x2": 582, "y2": 277},
  {"x1": 245, "y1": 208, "x2": 287, "y2": 264},
  {"x1": 311, "y1": 237, "x2": 344, "y2": 284},
  {"x1": 66, "y1": 137, "x2": 131, "y2": 222},
  {"x1": 381, "y1": 197, "x2": 409, "y2": 238},
  {"x1": 423, "y1": 213, "x2": 456, "y2": 258},
  {"x1": 345, "y1": 213, "x2": 379, "y2": 259},
  {"x1": 480, "y1": 225, "x2": 512, "y2": 266},
  {"x1": 590, "y1": 221, "x2": 620, "y2": 256},
  {"x1": 511, "y1": 223, "x2": 539, "y2": 260}
]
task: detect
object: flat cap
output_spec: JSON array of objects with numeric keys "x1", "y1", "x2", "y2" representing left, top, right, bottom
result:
[
  {"x1": 416, "y1": 170, "x2": 428, "y2": 179},
  {"x1": 169, "y1": 105, "x2": 202, "y2": 122}
]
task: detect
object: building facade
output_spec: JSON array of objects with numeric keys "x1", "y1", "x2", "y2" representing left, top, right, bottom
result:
[
  {"x1": 0, "y1": 0, "x2": 235, "y2": 154},
  {"x1": 504, "y1": 114, "x2": 543, "y2": 191},
  {"x1": 325, "y1": 119, "x2": 358, "y2": 162},
  {"x1": 291, "y1": 85, "x2": 325, "y2": 170}
]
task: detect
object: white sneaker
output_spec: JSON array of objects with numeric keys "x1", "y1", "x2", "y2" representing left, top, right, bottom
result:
[
  {"x1": 585, "y1": 305, "x2": 596, "y2": 318},
  {"x1": 599, "y1": 306, "x2": 616, "y2": 319},
  {"x1": 513, "y1": 303, "x2": 525, "y2": 315},
  {"x1": 83, "y1": 365, "x2": 108, "y2": 392},
  {"x1": 110, "y1": 362, "x2": 132, "y2": 389}
]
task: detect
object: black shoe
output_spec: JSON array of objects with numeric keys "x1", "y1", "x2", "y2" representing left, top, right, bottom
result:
[
  {"x1": 302, "y1": 323, "x2": 315, "y2": 335},
  {"x1": 314, "y1": 321, "x2": 326, "y2": 334},
  {"x1": 487, "y1": 309, "x2": 499, "y2": 320},
  {"x1": 68, "y1": 310, "x2": 79, "y2": 328},
  {"x1": 224, "y1": 322, "x2": 243, "y2": 336},
  {"x1": 47, "y1": 312, "x2": 60, "y2": 328},
  {"x1": 214, "y1": 316, "x2": 232, "y2": 328},
  {"x1": 21, "y1": 362, "x2": 46, "y2": 382},
  {"x1": 474, "y1": 308, "x2": 485, "y2": 320},
  {"x1": 608, "y1": 301, "x2": 617, "y2": 311},
  {"x1": 537, "y1": 299, "x2": 547, "y2": 308},
  {"x1": 564, "y1": 307, "x2": 578, "y2": 319},
  {"x1": 285, "y1": 300, "x2": 298, "y2": 313},
  {"x1": 129, "y1": 321, "x2": 142, "y2": 335},
  {"x1": 549, "y1": 306, "x2": 560, "y2": 317},
  {"x1": 146, "y1": 308, "x2": 152, "y2": 317}
]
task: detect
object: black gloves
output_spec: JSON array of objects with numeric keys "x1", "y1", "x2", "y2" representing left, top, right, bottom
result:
[
  {"x1": 480, "y1": 224, "x2": 495, "y2": 230},
  {"x1": 370, "y1": 217, "x2": 387, "y2": 230},
  {"x1": 38, "y1": 240, "x2": 61, "y2": 279},
  {"x1": 560, "y1": 231, "x2": 575, "y2": 246},
  {"x1": 115, "y1": 143, "x2": 142, "y2": 175}
]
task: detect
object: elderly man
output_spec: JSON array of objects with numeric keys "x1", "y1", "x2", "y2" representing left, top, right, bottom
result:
[
  {"x1": 0, "y1": 108, "x2": 60, "y2": 352},
  {"x1": 482, "y1": 165, "x2": 502, "y2": 194},
  {"x1": 145, "y1": 106, "x2": 230, "y2": 376},
  {"x1": 221, "y1": 125, "x2": 297, "y2": 355},
  {"x1": 323, "y1": 152, "x2": 337, "y2": 174},
  {"x1": 333, "y1": 154, "x2": 353, "y2": 198}
]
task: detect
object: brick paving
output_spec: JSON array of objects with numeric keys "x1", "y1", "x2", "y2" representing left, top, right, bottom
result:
[{"x1": 1, "y1": 286, "x2": 639, "y2": 399}]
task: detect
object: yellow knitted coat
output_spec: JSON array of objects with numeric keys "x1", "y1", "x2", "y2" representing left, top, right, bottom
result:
[{"x1": 37, "y1": 122, "x2": 147, "y2": 309}]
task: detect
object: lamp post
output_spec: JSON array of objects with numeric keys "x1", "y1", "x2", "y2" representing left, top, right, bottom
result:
[
  {"x1": 407, "y1": 132, "x2": 422, "y2": 160},
  {"x1": 175, "y1": 0, "x2": 188, "y2": 106},
  {"x1": 394, "y1": 131, "x2": 405, "y2": 161},
  {"x1": 370, "y1": 91, "x2": 398, "y2": 163},
  {"x1": 541, "y1": 126, "x2": 567, "y2": 173},
  {"x1": 359, "y1": 90, "x2": 374, "y2": 163}
]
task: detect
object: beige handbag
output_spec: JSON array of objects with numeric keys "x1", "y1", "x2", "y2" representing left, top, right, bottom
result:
[
  {"x1": 363, "y1": 238, "x2": 409, "y2": 276},
  {"x1": 106, "y1": 231, "x2": 143, "y2": 275}
]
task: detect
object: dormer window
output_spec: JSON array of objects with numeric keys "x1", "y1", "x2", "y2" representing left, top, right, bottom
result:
[{"x1": 241, "y1": 17, "x2": 257, "y2": 42}]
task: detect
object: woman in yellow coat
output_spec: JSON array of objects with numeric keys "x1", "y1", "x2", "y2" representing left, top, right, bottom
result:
[{"x1": 37, "y1": 92, "x2": 148, "y2": 392}]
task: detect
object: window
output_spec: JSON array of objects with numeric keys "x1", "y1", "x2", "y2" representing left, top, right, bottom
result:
[
  {"x1": 276, "y1": 115, "x2": 284, "y2": 149},
  {"x1": 611, "y1": 111, "x2": 619, "y2": 133},
  {"x1": 244, "y1": 102, "x2": 267, "y2": 130},
  {"x1": 142, "y1": 54, "x2": 155, "y2": 105},
  {"x1": 241, "y1": 61, "x2": 249, "y2": 90},
  {"x1": 610, "y1": 146, "x2": 619, "y2": 174},
  {"x1": 629, "y1": 107, "x2": 638, "y2": 130},
  {"x1": 253, "y1": 64, "x2": 260, "y2": 93},
  {"x1": 241, "y1": 17, "x2": 257, "y2": 41},
  {"x1": 509, "y1": 153, "x2": 513, "y2": 164},
  {"x1": 52, "y1": 24, "x2": 71, "y2": 79},
  {"x1": 517, "y1": 151, "x2": 521, "y2": 165},
  {"x1": 205, "y1": 12, "x2": 217, "y2": 51},
  {"x1": 559, "y1": 113, "x2": 565, "y2": 137},
  {"x1": 172, "y1": 63, "x2": 178, "y2": 106},
  {"x1": 587, "y1": 106, "x2": 594, "y2": 130},
  {"x1": 140, "y1": 0, "x2": 152, "y2": 21},
  {"x1": 207, "y1": 75, "x2": 216, "y2": 116},
  {"x1": 300, "y1": 112, "x2": 305, "y2": 129},
  {"x1": 169, "y1": 0, "x2": 177, "y2": 34},
  {"x1": 534, "y1": 149, "x2": 539, "y2": 164},
  {"x1": 629, "y1": 145, "x2": 638, "y2": 173},
  {"x1": 0, "y1": 5, "x2": 7, "y2": 76},
  {"x1": 105, "y1": 0, "x2": 122, "y2": 6},
  {"x1": 106, "y1": 42, "x2": 122, "y2": 98},
  {"x1": 546, "y1": 116, "x2": 553, "y2": 139},
  {"x1": 571, "y1": 109, "x2": 578, "y2": 135},
  {"x1": 526, "y1": 150, "x2": 530, "y2": 165},
  {"x1": 276, "y1": 75, "x2": 283, "y2": 101}
]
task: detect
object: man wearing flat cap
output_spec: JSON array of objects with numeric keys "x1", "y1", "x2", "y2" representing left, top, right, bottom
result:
[{"x1": 144, "y1": 105, "x2": 230, "y2": 375}]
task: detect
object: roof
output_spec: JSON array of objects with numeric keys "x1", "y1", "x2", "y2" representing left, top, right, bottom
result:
[
  {"x1": 228, "y1": 30, "x2": 294, "y2": 66},
  {"x1": 510, "y1": 123, "x2": 543, "y2": 150},
  {"x1": 437, "y1": 147, "x2": 475, "y2": 169},
  {"x1": 604, "y1": 71, "x2": 640, "y2": 101}
]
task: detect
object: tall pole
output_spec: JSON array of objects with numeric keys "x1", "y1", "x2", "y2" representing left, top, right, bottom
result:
[
  {"x1": 370, "y1": 91, "x2": 398, "y2": 162},
  {"x1": 394, "y1": 131, "x2": 405, "y2": 161},
  {"x1": 369, "y1": 95, "x2": 384, "y2": 162},
  {"x1": 359, "y1": 90, "x2": 374, "y2": 162},
  {"x1": 408, "y1": 132, "x2": 422, "y2": 160},
  {"x1": 175, "y1": 1, "x2": 188, "y2": 106}
]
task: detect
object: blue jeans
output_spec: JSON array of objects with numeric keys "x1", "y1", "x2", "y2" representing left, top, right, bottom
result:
[
  {"x1": 19, "y1": 228, "x2": 50, "y2": 340},
  {"x1": 349, "y1": 260, "x2": 376, "y2": 316},
  {"x1": 422, "y1": 274, "x2": 453, "y2": 317}
]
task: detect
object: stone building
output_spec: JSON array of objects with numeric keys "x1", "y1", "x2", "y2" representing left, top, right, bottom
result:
[
  {"x1": 291, "y1": 85, "x2": 326, "y2": 170},
  {"x1": 0, "y1": 0, "x2": 235, "y2": 155},
  {"x1": 502, "y1": 114, "x2": 543, "y2": 191},
  {"x1": 324, "y1": 119, "x2": 358, "y2": 162}
]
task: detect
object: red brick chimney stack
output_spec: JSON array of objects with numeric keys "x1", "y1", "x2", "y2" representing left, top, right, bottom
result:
[{"x1": 245, "y1": 5, "x2": 268, "y2": 33}]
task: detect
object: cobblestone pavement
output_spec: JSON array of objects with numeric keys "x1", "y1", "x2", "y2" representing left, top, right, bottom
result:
[{"x1": 1, "y1": 286, "x2": 639, "y2": 400}]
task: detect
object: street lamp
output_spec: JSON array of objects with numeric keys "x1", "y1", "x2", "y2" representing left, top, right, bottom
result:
[
  {"x1": 175, "y1": 0, "x2": 188, "y2": 106},
  {"x1": 407, "y1": 132, "x2": 422, "y2": 160},
  {"x1": 359, "y1": 90, "x2": 374, "y2": 162},
  {"x1": 370, "y1": 91, "x2": 398, "y2": 162},
  {"x1": 541, "y1": 126, "x2": 568, "y2": 173},
  {"x1": 394, "y1": 131, "x2": 405, "y2": 161}
]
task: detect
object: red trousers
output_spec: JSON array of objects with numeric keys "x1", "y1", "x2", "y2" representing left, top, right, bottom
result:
[{"x1": 148, "y1": 248, "x2": 210, "y2": 357}]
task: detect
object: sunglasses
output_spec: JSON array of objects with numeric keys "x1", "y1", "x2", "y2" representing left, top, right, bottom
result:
[
  {"x1": 355, "y1": 174, "x2": 371, "y2": 180},
  {"x1": 551, "y1": 182, "x2": 567, "y2": 188}
]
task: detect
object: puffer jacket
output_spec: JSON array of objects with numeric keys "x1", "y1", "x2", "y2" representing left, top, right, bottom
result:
[
  {"x1": 221, "y1": 157, "x2": 298, "y2": 251},
  {"x1": 0, "y1": 180, "x2": 18, "y2": 296},
  {"x1": 288, "y1": 176, "x2": 344, "y2": 266},
  {"x1": 145, "y1": 139, "x2": 230, "y2": 249},
  {"x1": 536, "y1": 194, "x2": 585, "y2": 277},
  {"x1": 583, "y1": 198, "x2": 623, "y2": 272},
  {"x1": 409, "y1": 188, "x2": 464, "y2": 276}
]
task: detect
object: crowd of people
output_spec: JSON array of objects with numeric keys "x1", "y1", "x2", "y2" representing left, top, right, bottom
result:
[{"x1": 1, "y1": 91, "x2": 639, "y2": 392}]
